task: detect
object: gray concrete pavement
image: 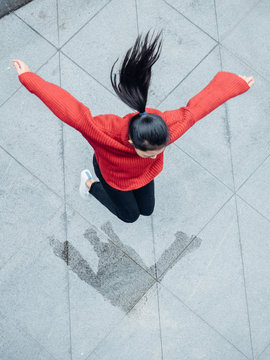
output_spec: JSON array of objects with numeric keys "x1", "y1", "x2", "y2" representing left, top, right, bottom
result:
[{"x1": 1, "y1": 0, "x2": 270, "y2": 359}]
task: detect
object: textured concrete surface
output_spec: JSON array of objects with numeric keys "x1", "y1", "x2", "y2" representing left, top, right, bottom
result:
[{"x1": 0, "y1": 0, "x2": 270, "y2": 359}]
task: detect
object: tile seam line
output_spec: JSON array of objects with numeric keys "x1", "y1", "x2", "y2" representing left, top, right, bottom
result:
[
  {"x1": 13, "y1": 0, "x2": 114, "y2": 51},
  {"x1": 213, "y1": 0, "x2": 220, "y2": 42},
  {"x1": 135, "y1": 0, "x2": 139, "y2": 35},
  {"x1": 219, "y1": 0, "x2": 263, "y2": 43},
  {"x1": 0, "y1": 202, "x2": 63, "y2": 274},
  {"x1": 0, "y1": 49, "x2": 58, "y2": 109},
  {"x1": 161, "y1": 0, "x2": 218, "y2": 42},
  {"x1": 224, "y1": 102, "x2": 236, "y2": 191},
  {"x1": 156, "y1": 283, "x2": 164, "y2": 360},
  {"x1": 151, "y1": 215, "x2": 158, "y2": 279},
  {"x1": 157, "y1": 235, "x2": 199, "y2": 281},
  {"x1": 236, "y1": 153, "x2": 270, "y2": 193},
  {"x1": 236, "y1": 194, "x2": 270, "y2": 225},
  {"x1": 84, "y1": 281, "x2": 157, "y2": 360},
  {"x1": 57, "y1": 5, "x2": 73, "y2": 360},
  {"x1": 83, "y1": 309, "x2": 126, "y2": 360},
  {"x1": 0, "y1": 269, "x2": 60, "y2": 360},
  {"x1": 172, "y1": 142, "x2": 234, "y2": 192},
  {"x1": 59, "y1": 50, "x2": 119, "y2": 99},
  {"x1": 219, "y1": 44, "x2": 270, "y2": 84},
  {"x1": 13, "y1": 12, "x2": 58, "y2": 50},
  {"x1": 58, "y1": 0, "x2": 114, "y2": 50},
  {"x1": 234, "y1": 196, "x2": 255, "y2": 359},
  {"x1": 157, "y1": 43, "x2": 218, "y2": 108},
  {"x1": 257, "y1": 341, "x2": 270, "y2": 360},
  {"x1": 159, "y1": 283, "x2": 251, "y2": 359},
  {"x1": 157, "y1": 193, "x2": 234, "y2": 280}
]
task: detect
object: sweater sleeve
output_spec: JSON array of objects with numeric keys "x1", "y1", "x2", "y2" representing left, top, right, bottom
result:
[
  {"x1": 18, "y1": 72, "x2": 91, "y2": 132},
  {"x1": 162, "y1": 71, "x2": 251, "y2": 144}
]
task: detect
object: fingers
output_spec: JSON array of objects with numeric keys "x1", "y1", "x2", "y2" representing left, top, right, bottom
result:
[
  {"x1": 11, "y1": 60, "x2": 21, "y2": 69},
  {"x1": 12, "y1": 59, "x2": 24, "y2": 68},
  {"x1": 248, "y1": 78, "x2": 255, "y2": 87},
  {"x1": 238, "y1": 74, "x2": 255, "y2": 87}
]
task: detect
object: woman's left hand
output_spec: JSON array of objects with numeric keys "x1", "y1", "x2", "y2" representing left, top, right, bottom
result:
[{"x1": 238, "y1": 74, "x2": 255, "y2": 87}]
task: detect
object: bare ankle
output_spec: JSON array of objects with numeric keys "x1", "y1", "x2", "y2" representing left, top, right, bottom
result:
[{"x1": 85, "y1": 178, "x2": 95, "y2": 191}]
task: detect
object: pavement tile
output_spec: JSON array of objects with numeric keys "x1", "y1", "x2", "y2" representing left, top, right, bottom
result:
[
  {"x1": 164, "y1": 0, "x2": 218, "y2": 39},
  {"x1": 236, "y1": 197, "x2": 270, "y2": 358},
  {"x1": 159, "y1": 45, "x2": 235, "y2": 190},
  {"x1": 258, "y1": 343, "x2": 270, "y2": 360},
  {"x1": 222, "y1": 0, "x2": 270, "y2": 79},
  {"x1": 153, "y1": 143, "x2": 233, "y2": 277},
  {"x1": 14, "y1": 0, "x2": 110, "y2": 48},
  {"x1": 49, "y1": 206, "x2": 156, "y2": 359},
  {"x1": 163, "y1": 0, "x2": 259, "y2": 42},
  {"x1": 87, "y1": 284, "x2": 161, "y2": 360},
  {"x1": 0, "y1": 206, "x2": 71, "y2": 360},
  {"x1": 237, "y1": 156, "x2": 270, "y2": 221},
  {"x1": 61, "y1": 0, "x2": 138, "y2": 96},
  {"x1": 0, "y1": 53, "x2": 66, "y2": 197},
  {"x1": 216, "y1": 0, "x2": 259, "y2": 41},
  {"x1": 158, "y1": 284, "x2": 248, "y2": 360},
  {"x1": 0, "y1": 13, "x2": 56, "y2": 106},
  {"x1": 0, "y1": 312, "x2": 55, "y2": 360},
  {"x1": 0, "y1": 147, "x2": 63, "y2": 269},
  {"x1": 220, "y1": 47, "x2": 270, "y2": 190},
  {"x1": 137, "y1": 0, "x2": 217, "y2": 106},
  {"x1": 14, "y1": 0, "x2": 58, "y2": 46},
  {"x1": 57, "y1": 0, "x2": 111, "y2": 47},
  {"x1": 160, "y1": 197, "x2": 252, "y2": 358}
]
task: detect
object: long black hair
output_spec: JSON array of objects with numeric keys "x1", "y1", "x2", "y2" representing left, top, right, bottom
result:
[{"x1": 110, "y1": 29, "x2": 170, "y2": 151}]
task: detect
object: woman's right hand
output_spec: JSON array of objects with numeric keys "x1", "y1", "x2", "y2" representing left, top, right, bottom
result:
[
  {"x1": 238, "y1": 74, "x2": 255, "y2": 87},
  {"x1": 11, "y1": 59, "x2": 31, "y2": 75}
]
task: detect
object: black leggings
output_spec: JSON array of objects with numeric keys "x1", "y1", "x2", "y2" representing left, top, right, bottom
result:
[{"x1": 89, "y1": 155, "x2": 155, "y2": 223}]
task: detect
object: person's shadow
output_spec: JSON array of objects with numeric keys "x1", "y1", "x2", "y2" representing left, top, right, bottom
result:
[{"x1": 49, "y1": 222, "x2": 202, "y2": 312}]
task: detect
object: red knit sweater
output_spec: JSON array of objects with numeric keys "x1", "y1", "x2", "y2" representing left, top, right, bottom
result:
[{"x1": 18, "y1": 71, "x2": 250, "y2": 190}]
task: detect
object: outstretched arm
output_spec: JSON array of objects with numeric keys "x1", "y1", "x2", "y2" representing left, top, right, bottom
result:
[
  {"x1": 162, "y1": 72, "x2": 254, "y2": 144},
  {"x1": 12, "y1": 59, "x2": 91, "y2": 133}
]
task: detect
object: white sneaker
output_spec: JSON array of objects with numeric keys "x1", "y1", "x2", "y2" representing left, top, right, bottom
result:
[{"x1": 79, "y1": 169, "x2": 93, "y2": 200}]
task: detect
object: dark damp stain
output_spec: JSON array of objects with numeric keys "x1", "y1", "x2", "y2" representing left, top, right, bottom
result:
[
  {"x1": 49, "y1": 222, "x2": 202, "y2": 312},
  {"x1": 153, "y1": 231, "x2": 202, "y2": 279},
  {"x1": 49, "y1": 228, "x2": 154, "y2": 312}
]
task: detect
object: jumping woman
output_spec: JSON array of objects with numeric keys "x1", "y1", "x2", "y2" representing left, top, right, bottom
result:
[{"x1": 12, "y1": 30, "x2": 254, "y2": 223}]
